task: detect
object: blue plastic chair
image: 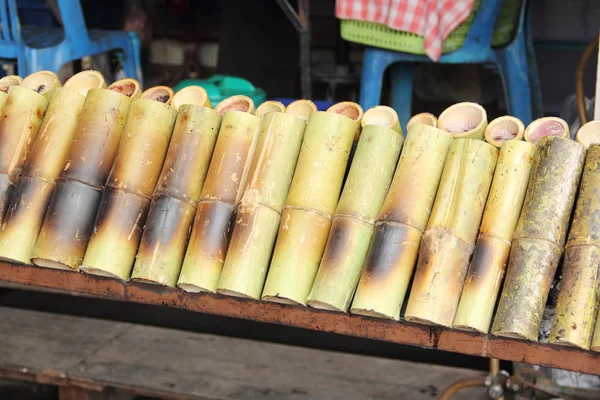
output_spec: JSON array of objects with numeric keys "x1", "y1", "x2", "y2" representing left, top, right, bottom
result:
[
  {"x1": 0, "y1": 0, "x2": 142, "y2": 83},
  {"x1": 358, "y1": 0, "x2": 542, "y2": 133}
]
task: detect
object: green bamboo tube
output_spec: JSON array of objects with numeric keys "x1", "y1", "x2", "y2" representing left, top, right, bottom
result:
[
  {"x1": 306, "y1": 107, "x2": 404, "y2": 311},
  {"x1": 212, "y1": 111, "x2": 310, "y2": 297},
  {"x1": 549, "y1": 145, "x2": 600, "y2": 349},
  {"x1": 20, "y1": 70, "x2": 61, "y2": 100},
  {"x1": 576, "y1": 120, "x2": 600, "y2": 149},
  {"x1": 484, "y1": 116, "x2": 525, "y2": 148},
  {"x1": 171, "y1": 86, "x2": 211, "y2": 111},
  {"x1": 350, "y1": 124, "x2": 453, "y2": 319},
  {"x1": 0, "y1": 71, "x2": 106, "y2": 264},
  {"x1": 406, "y1": 112, "x2": 437, "y2": 130},
  {"x1": 523, "y1": 117, "x2": 569, "y2": 145},
  {"x1": 0, "y1": 75, "x2": 22, "y2": 113},
  {"x1": 285, "y1": 99, "x2": 317, "y2": 121},
  {"x1": 438, "y1": 102, "x2": 487, "y2": 140},
  {"x1": 141, "y1": 85, "x2": 174, "y2": 104},
  {"x1": 453, "y1": 140, "x2": 536, "y2": 332},
  {"x1": 492, "y1": 137, "x2": 585, "y2": 341},
  {"x1": 593, "y1": 316, "x2": 600, "y2": 351},
  {"x1": 261, "y1": 104, "x2": 360, "y2": 305},
  {"x1": 106, "y1": 78, "x2": 142, "y2": 99},
  {"x1": 404, "y1": 139, "x2": 497, "y2": 326},
  {"x1": 326, "y1": 101, "x2": 363, "y2": 141},
  {"x1": 135, "y1": 97, "x2": 258, "y2": 287},
  {"x1": 255, "y1": 101, "x2": 285, "y2": 117}
]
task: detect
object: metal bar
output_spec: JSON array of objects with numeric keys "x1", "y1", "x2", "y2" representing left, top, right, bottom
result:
[{"x1": 0, "y1": 261, "x2": 599, "y2": 375}]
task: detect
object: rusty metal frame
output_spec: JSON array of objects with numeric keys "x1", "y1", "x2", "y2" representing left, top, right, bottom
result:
[{"x1": 0, "y1": 261, "x2": 599, "y2": 375}]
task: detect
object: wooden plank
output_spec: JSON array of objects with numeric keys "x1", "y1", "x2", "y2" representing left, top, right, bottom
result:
[
  {"x1": 0, "y1": 261, "x2": 599, "y2": 375},
  {"x1": 0, "y1": 306, "x2": 484, "y2": 400}
]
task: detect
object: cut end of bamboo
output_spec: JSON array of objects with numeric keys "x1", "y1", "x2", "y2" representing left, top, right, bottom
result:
[
  {"x1": 361, "y1": 105, "x2": 401, "y2": 133},
  {"x1": 0, "y1": 75, "x2": 22, "y2": 92},
  {"x1": 306, "y1": 300, "x2": 345, "y2": 312},
  {"x1": 326, "y1": 101, "x2": 364, "y2": 122},
  {"x1": 31, "y1": 257, "x2": 75, "y2": 271},
  {"x1": 79, "y1": 266, "x2": 127, "y2": 281},
  {"x1": 178, "y1": 283, "x2": 214, "y2": 294},
  {"x1": 524, "y1": 117, "x2": 569, "y2": 145},
  {"x1": 108, "y1": 78, "x2": 142, "y2": 99},
  {"x1": 406, "y1": 112, "x2": 437, "y2": 130},
  {"x1": 438, "y1": 102, "x2": 487, "y2": 140},
  {"x1": 484, "y1": 116, "x2": 524, "y2": 147},
  {"x1": 255, "y1": 101, "x2": 286, "y2": 118},
  {"x1": 576, "y1": 120, "x2": 600, "y2": 149},
  {"x1": 285, "y1": 99, "x2": 317, "y2": 121},
  {"x1": 63, "y1": 70, "x2": 106, "y2": 96},
  {"x1": 215, "y1": 95, "x2": 255, "y2": 115},
  {"x1": 349, "y1": 308, "x2": 397, "y2": 320},
  {"x1": 21, "y1": 70, "x2": 60, "y2": 95},
  {"x1": 130, "y1": 277, "x2": 170, "y2": 287},
  {"x1": 171, "y1": 86, "x2": 211, "y2": 111},
  {"x1": 215, "y1": 288, "x2": 257, "y2": 300},
  {"x1": 261, "y1": 295, "x2": 305, "y2": 306},
  {"x1": 142, "y1": 85, "x2": 174, "y2": 104}
]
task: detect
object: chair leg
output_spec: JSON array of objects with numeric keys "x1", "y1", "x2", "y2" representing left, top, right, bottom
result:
[
  {"x1": 359, "y1": 47, "x2": 391, "y2": 113},
  {"x1": 389, "y1": 63, "x2": 414, "y2": 134},
  {"x1": 122, "y1": 32, "x2": 143, "y2": 86}
]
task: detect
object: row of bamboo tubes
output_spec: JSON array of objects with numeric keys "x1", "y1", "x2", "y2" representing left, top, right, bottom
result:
[{"x1": 3, "y1": 70, "x2": 600, "y2": 351}]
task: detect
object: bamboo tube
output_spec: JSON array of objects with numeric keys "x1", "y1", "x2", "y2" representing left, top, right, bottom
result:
[
  {"x1": 20, "y1": 70, "x2": 61, "y2": 100},
  {"x1": 576, "y1": 120, "x2": 600, "y2": 149},
  {"x1": 261, "y1": 105, "x2": 360, "y2": 305},
  {"x1": 0, "y1": 71, "x2": 106, "y2": 264},
  {"x1": 285, "y1": 99, "x2": 317, "y2": 121},
  {"x1": 484, "y1": 116, "x2": 525, "y2": 148},
  {"x1": 141, "y1": 85, "x2": 174, "y2": 104},
  {"x1": 306, "y1": 107, "x2": 404, "y2": 312},
  {"x1": 80, "y1": 91, "x2": 177, "y2": 279},
  {"x1": 171, "y1": 86, "x2": 211, "y2": 111},
  {"x1": 0, "y1": 75, "x2": 22, "y2": 112},
  {"x1": 212, "y1": 112, "x2": 310, "y2": 297},
  {"x1": 326, "y1": 101, "x2": 363, "y2": 140},
  {"x1": 350, "y1": 125, "x2": 452, "y2": 319},
  {"x1": 492, "y1": 137, "x2": 585, "y2": 341},
  {"x1": 406, "y1": 112, "x2": 437, "y2": 130},
  {"x1": 593, "y1": 317, "x2": 600, "y2": 351},
  {"x1": 31, "y1": 80, "x2": 137, "y2": 270},
  {"x1": 438, "y1": 102, "x2": 487, "y2": 140},
  {"x1": 255, "y1": 101, "x2": 286, "y2": 117},
  {"x1": 453, "y1": 140, "x2": 536, "y2": 333},
  {"x1": 524, "y1": 117, "x2": 569, "y2": 145},
  {"x1": 134, "y1": 97, "x2": 258, "y2": 287},
  {"x1": 404, "y1": 139, "x2": 498, "y2": 326},
  {"x1": 548, "y1": 145, "x2": 600, "y2": 349}
]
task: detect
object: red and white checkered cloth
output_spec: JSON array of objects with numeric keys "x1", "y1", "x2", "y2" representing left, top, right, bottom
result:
[{"x1": 336, "y1": 0, "x2": 476, "y2": 61}]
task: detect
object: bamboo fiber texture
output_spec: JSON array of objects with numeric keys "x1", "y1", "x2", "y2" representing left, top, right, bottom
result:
[{"x1": 492, "y1": 137, "x2": 585, "y2": 341}]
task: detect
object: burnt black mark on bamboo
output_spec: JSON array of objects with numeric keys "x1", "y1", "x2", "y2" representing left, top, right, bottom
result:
[
  {"x1": 2, "y1": 176, "x2": 53, "y2": 229},
  {"x1": 0, "y1": 173, "x2": 13, "y2": 224},
  {"x1": 93, "y1": 187, "x2": 150, "y2": 239},
  {"x1": 363, "y1": 222, "x2": 418, "y2": 279},
  {"x1": 140, "y1": 196, "x2": 194, "y2": 251},
  {"x1": 193, "y1": 200, "x2": 235, "y2": 257},
  {"x1": 320, "y1": 218, "x2": 353, "y2": 267}
]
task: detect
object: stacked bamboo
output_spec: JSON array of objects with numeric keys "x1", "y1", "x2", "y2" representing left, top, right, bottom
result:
[
  {"x1": 0, "y1": 71, "x2": 106, "y2": 264},
  {"x1": 31, "y1": 79, "x2": 141, "y2": 270},
  {"x1": 406, "y1": 112, "x2": 437, "y2": 130},
  {"x1": 438, "y1": 102, "x2": 487, "y2": 140},
  {"x1": 576, "y1": 120, "x2": 600, "y2": 149},
  {"x1": 306, "y1": 106, "x2": 403, "y2": 311},
  {"x1": 524, "y1": 117, "x2": 569, "y2": 145},
  {"x1": 133, "y1": 95, "x2": 258, "y2": 287},
  {"x1": 0, "y1": 75, "x2": 22, "y2": 112},
  {"x1": 484, "y1": 116, "x2": 525, "y2": 148},
  {"x1": 80, "y1": 86, "x2": 177, "y2": 279},
  {"x1": 492, "y1": 137, "x2": 585, "y2": 340},
  {"x1": 261, "y1": 102, "x2": 362, "y2": 305},
  {"x1": 213, "y1": 101, "x2": 314, "y2": 298}
]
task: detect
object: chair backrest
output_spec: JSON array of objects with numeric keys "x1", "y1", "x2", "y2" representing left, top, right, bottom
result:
[
  {"x1": 56, "y1": 0, "x2": 90, "y2": 48},
  {"x1": 0, "y1": 0, "x2": 21, "y2": 46}
]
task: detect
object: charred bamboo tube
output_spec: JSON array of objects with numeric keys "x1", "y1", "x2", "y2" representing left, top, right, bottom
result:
[
  {"x1": 0, "y1": 71, "x2": 106, "y2": 264},
  {"x1": 549, "y1": 145, "x2": 600, "y2": 349},
  {"x1": 31, "y1": 80, "x2": 138, "y2": 270},
  {"x1": 80, "y1": 91, "x2": 177, "y2": 279},
  {"x1": 171, "y1": 86, "x2": 211, "y2": 111},
  {"x1": 484, "y1": 116, "x2": 525, "y2": 148},
  {"x1": 20, "y1": 70, "x2": 61, "y2": 100},
  {"x1": 134, "y1": 97, "x2": 258, "y2": 287},
  {"x1": 0, "y1": 75, "x2": 22, "y2": 112},
  {"x1": 438, "y1": 102, "x2": 487, "y2": 140},
  {"x1": 141, "y1": 85, "x2": 174, "y2": 104},
  {"x1": 453, "y1": 140, "x2": 536, "y2": 332},
  {"x1": 404, "y1": 139, "x2": 498, "y2": 326},
  {"x1": 255, "y1": 101, "x2": 286, "y2": 117},
  {"x1": 360, "y1": 105, "x2": 401, "y2": 133},
  {"x1": 285, "y1": 99, "x2": 317, "y2": 121},
  {"x1": 524, "y1": 117, "x2": 569, "y2": 145},
  {"x1": 350, "y1": 124, "x2": 452, "y2": 319},
  {"x1": 576, "y1": 120, "x2": 600, "y2": 149},
  {"x1": 406, "y1": 112, "x2": 437, "y2": 130},
  {"x1": 261, "y1": 104, "x2": 361, "y2": 305},
  {"x1": 306, "y1": 107, "x2": 404, "y2": 312},
  {"x1": 492, "y1": 137, "x2": 585, "y2": 341},
  {"x1": 212, "y1": 112, "x2": 311, "y2": 297}
]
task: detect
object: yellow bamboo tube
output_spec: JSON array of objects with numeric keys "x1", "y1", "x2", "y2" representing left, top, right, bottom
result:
[
  {"x1": 106, "y1": 78, "x2": 142, "y2": 99},
  {"x1": 20, "y1": 70, "x2": 61, "y2": 100},
  {"x1": 453, "y1": 140, "x2": 536, "y2": 333},
  {"x1": 134, "y1": 98, "x2": 258, "y2": 287},
  {"x1": 438, "y1": 102, "x2": 487, "y2": 140},
  {"x1": 326, "y1": 101, "x2": 363, "y2": 140},
  {"x1": 404, "y1": 139, "x2": 498, "y2": 326},
  {"x1": 255, "y1": 101, "x2": 286, "y2": 117},
  {"x1": 171, "y1": 86, "x2": 211, "y2": 111},
  {"x1": 576, "y1": 120, "x2": 600, "y2": 149},
  {"x1": 31, "y1": 80, "x2": 137, "y2": 270},
  {"x1": 484, "y1": 116, "x2": 525, "y2": 148},
  {"x1": 212, "y1": 112, "x2": 311, "y2": 297},
  {"x1": 307, "y1": 107, "x2": 404, "y2": 312},
  {"x1": 492, "y1": 137, "x2": 585, "y2": 341},
  {"x1": 406, "y1": 112, "x2": 437, "y2": 130},
  {"x1": 261, "y1": 106, "x2": 359, "y2": 305},
  {"x1": 523, "y1": 117, "x2": 569, "y2": 145},
  {"x1": 549, "y1": 145, "x2": 600, "y2": 349},
  {"x1": 350, "y1": 125, "x2": 452, "y2": 319},
  {"x1": 141, "y1": 85, "x2": 174, "y2": 104},
  {"x1": 0, "y1": 75, "x2": 22, "y2": 112},
  {"x1": 0, "y1": 71, "x2": 106, "y2": 264},
  {"x1": 593, "y1": 317, "x2": 600, "y2": 351},
  {"x1": 285, "y1": 99, "x2": 317, "y2": 121}
]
